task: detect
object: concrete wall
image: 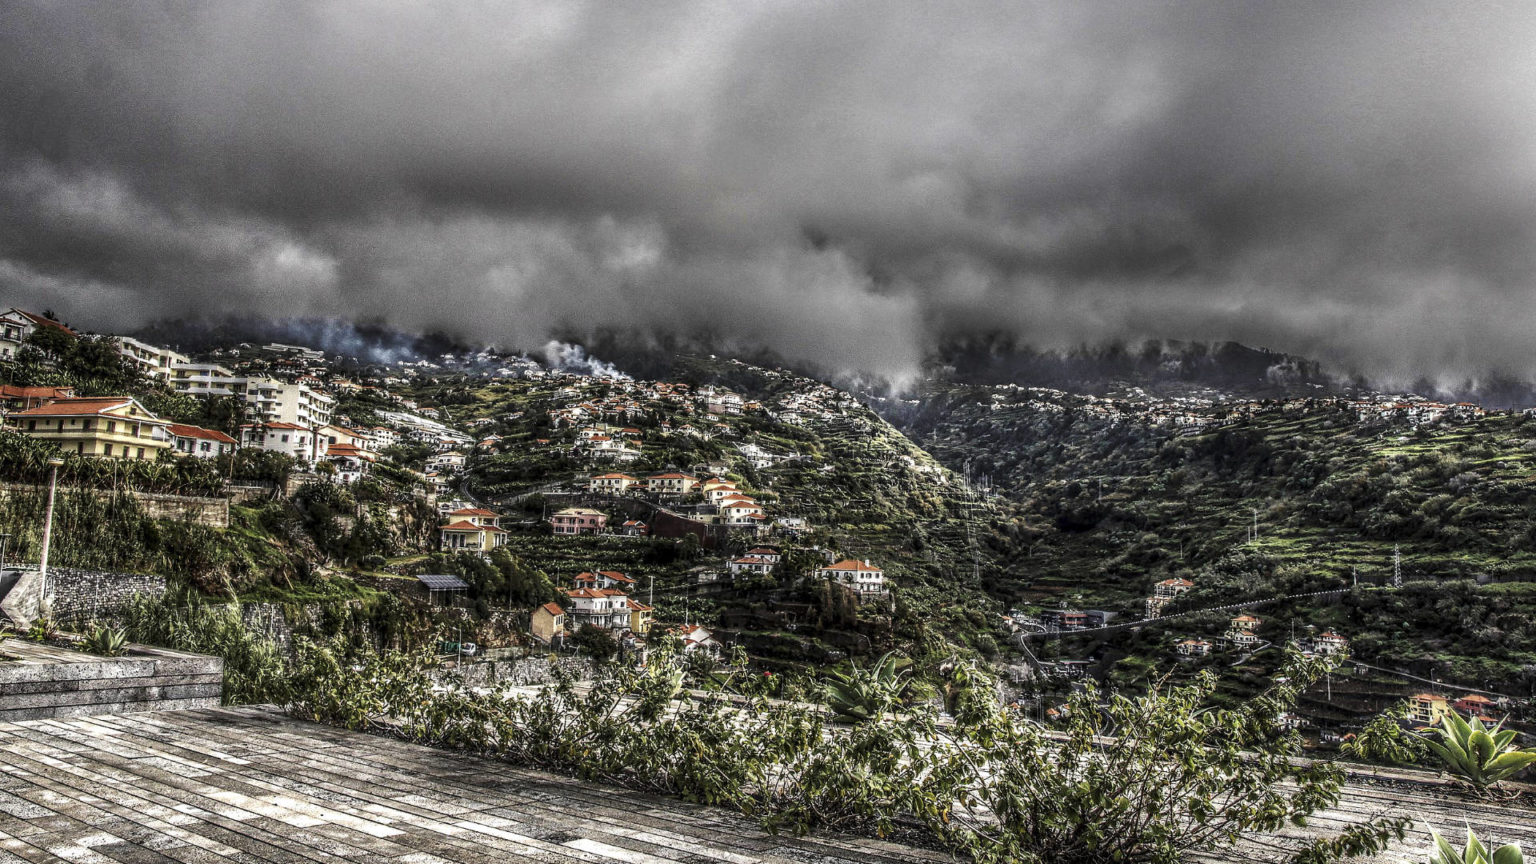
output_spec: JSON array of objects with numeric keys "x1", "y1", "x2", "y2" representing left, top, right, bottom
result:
[
  {"x1": 0, "y1": 483, "x2": 229, "y2": 528},
  {"x1": 0, "y1": 640, "x2": 222, "y2": 721},
  {"x1": 44, "y1": 567, "x2": 167, "y2": 622}
]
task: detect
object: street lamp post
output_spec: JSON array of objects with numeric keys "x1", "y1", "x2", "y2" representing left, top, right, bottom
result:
[{"x1": 39, "y1": 457, "x2": 64, "y2": 601}]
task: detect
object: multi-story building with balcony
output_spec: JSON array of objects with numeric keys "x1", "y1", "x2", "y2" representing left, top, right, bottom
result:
[
  {"x1": 9, "y1": 397, "x2": 171, "y2": 460},
  {"x1": 171, "y1": 363, "x2": 248, "y2": 398},
  {"x1": 115, "y1": 337, "x2": 188, "y2": 383},
  {"x1": 241, "y1": 377, "x2": 334, "y2": 429}
]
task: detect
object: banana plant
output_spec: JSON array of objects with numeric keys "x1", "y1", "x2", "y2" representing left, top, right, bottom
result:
[
  {"x1": 823, "y1": 651, "x2": 909, "y2": 723},
  {"x1": 1427, "y1": 826, "x2": 1523, "y2": 864},
  {"x1": 1418, "y1": 711, "x2": 1536, "y2": 793}
]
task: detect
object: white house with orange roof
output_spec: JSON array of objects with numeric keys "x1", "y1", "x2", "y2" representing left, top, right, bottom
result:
[
  {"x1": 168, "y1": 423, "x2": 237, "y2": 459},
  {"x1": 718, "y1": 495, "x2": 766, "y2": 527},
  {"x1": 0, "y1": 308, "x2": 73, "y2": 360},
  {"x1": 573, "y1": 570, "x2": 636, "y2": 591},
  {"x1": 588, "y1": 473, "x2": 639, "y2": 494},
  {"x1": 1175, "y1": 638, "x2": 1212, "y2": 658},
  {"x1": 701, "y1": 478, "x2": 740, "y2": 503},
  {"x1": 439, "y1": 508, "x2": 508, "y2": 555},
  {"x1": 1226, "y1": 613, "x2": 1262, "y2": 648},
  {"x1": 1146, "y1": 576, "x2": 1194, "y2": 618},
  {"x1": 563, "y1": 587, "x2": 634, "y2": 631},
  {"x1": 324, "y1": 443, "x2": 376, "y2": 484},
  {"x1": 1312, "y1": 631, "x2": 1349, "y2": 657},
  {"x1": 817, "y1": 559, "x2": 887, "y2": 596},
  {"x1": 727, "y1": 555, "x2": 776, "y2": 578},
  {"x1": 645, "y1": 472, "x2": 698, "y2": 497}
]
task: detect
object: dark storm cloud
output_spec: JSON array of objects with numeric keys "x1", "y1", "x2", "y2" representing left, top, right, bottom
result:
[{"x1": 2, "y1": 1, "x2": 1535, "y2": 384}]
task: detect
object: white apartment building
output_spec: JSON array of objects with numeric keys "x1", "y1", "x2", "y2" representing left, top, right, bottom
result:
[
  {"x1": 171, "y1": 363, "x2": 248, "y2": 398},
  {"x1": 116, "y1": 337, "x2": 188, "y2": 382},
  {"x1": 241, "y1": 422, "x2": 318, "y2": 461},
  {"x1": 242, "y1": 377, "x2": 334, "y2": 428}
]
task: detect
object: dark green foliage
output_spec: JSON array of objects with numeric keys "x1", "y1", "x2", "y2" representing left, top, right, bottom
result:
[
  {"x1": 571, "y1": 625, "x2": 618, "y2": 661},
  {"x1": 284, "y1": 641, "x2": 1402, "y2": 864},
  {"x1": 121, "y1": 591, "x2": 291, "y2": 705},
  {"x1": 0, "y1": 428, "x2": 224, "y2": 496}
]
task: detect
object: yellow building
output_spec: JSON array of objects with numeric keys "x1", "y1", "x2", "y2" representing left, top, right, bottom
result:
[
  {"x1": 9, "y1": 397, "x2": 171, "y2": 460},
  {"x1": 531, "y1": 602, "x2": 567, "y2": 644},
  {"x1": 627, "y1": 597, "x2": 653, "y2": 635}
]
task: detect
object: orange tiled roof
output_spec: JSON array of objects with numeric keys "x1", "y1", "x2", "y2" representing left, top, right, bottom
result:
[
  {"x1": 824, "y1": 559, "x2": 882, "y2": 572},
  {"x1": 13, "y1": 397, "x2": 134, "y2": 417},
  {"x1": 168, "y1": 424, "x2": 237, "y2": 444}
]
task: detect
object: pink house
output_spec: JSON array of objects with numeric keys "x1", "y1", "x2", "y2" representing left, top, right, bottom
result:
[{"x1": 549, "y1": 507, "x2": 607, "y2": 535}]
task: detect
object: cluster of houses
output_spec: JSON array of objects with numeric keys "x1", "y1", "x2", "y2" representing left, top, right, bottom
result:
[
  {"x1": 0, "y1": 308, "x2": 510, "y2": 492},
  {"x1": 721, "y1": 547, "x2": 888, "y2": 597},
  {"x1": 530, "y1": 569, "x2": 654, "y2": 650},
  {"x1": 570, "y1": 473, "x2": 779, "y2": 536},
  {"x1": 976, "y1": 382, "x2": 1498, "y2": 437},
  {"x1": 1407, "y1": 692, "x2": 1509, "y2": 728}
]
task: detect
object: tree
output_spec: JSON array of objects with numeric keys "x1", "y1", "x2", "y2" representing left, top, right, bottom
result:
[{"x1": 571, "y1": 625, "x2": 618, "y2": 661}]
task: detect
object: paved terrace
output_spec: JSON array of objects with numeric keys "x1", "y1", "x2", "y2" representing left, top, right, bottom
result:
[{"x1": 0, "y1": 707, "x2": 1529, "y2": 863}]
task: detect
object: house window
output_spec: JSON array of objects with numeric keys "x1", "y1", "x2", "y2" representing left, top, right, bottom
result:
[
  {"x1": 106, "y1": 421, "x2": 116, "y2": 433},
  {"x1": 281, "y1": 434, "x2": 289, "y2": 442},
  {"x1": 137, "y1": 447, "x2": 145, "y2": 459},
  {"x1": 27, "y1": 420, "x2": 35, "y2": 430},
  {"x1": 104, "y1": 443, "x2": 112, "y2": 456}
]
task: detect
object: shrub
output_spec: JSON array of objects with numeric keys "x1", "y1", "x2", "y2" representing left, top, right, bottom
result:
[
  {"x1": 1418, "y1": 712, "x2": 1536, "y2": 795},
  {"x1": 83, "y1": 624, "x2": 129, "y2": 657},
  {"x1": 1427, "y1": 826, "x2": 1523, "y2": 864},
  {"x1": 281, "y1": 643, "x2": 1405, "y2": 864}
]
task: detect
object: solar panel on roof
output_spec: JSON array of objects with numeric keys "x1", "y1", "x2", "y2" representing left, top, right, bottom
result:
[{"x1": 416, "y1": 573, "x2": 469, "y2": 591}]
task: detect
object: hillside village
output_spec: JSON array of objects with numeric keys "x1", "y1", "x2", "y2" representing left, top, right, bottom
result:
[
  {"x1": 1, "y1": 303, "x2": 1533, "y2": 751},
  {"x1": 0, "y1": 305, "x2": 952, "y2": 676}
]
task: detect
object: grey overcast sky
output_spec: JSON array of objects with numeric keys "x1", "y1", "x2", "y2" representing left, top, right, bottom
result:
[{"x1": 2, "y1": 2, "x2": 1535, "y2": 384}]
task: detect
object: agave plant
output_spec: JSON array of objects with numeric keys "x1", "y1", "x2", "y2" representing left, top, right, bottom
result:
[
  {"x1": 1418, "y1": 711, "x2": 1536, "y2": 793},
  {"x1": 823, "y1": 651, "x2": 910, "y2": 723},
  {"x1": 84, "y1": 624, "x2": 129, "y2": 657},
  {"x1": 1427, "y1": 826, "x2": 1523, "y2": 864}
]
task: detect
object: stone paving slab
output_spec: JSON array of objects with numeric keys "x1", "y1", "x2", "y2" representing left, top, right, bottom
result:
[
  {"x1": 0, "y1": 708, "x2": 949, "y2": 864},
  {"x1": 0, "y1": 644, "x2": 221, "y2": 722},
  {"x1": 0, "y1": 706, "x2": 1532, "y2": 863}
]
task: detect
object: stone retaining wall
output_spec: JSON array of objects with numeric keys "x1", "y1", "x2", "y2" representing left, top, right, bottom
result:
[
  {"x1": 0, "y1": 483, "x2": 229, "y2": 528},
  {"x1": 0, "y1": 640, "x2": 222, "y2": 721},
  {"x1": 44, "y1": 567, "x2": 167, "y2": 622}
]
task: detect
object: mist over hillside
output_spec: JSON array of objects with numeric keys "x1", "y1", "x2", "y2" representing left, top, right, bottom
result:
[{"x1": 128, "y1": 313, "x2": 1536, "y2": 409}]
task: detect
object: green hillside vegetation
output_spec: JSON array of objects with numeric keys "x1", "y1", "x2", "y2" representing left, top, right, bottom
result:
[
  {"x1": 886, "y1": 386, "x2": 1536, "y2": 692},
  {"x1": 408, "y1": 357, "x2": 1009, "y2": 658}
]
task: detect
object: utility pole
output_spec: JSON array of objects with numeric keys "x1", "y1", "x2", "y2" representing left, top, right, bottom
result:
[
  {"x1": 1251, "y1": 507, "x2": 1259, "y2": 543},
  {"x1": 39, "y1": 458, "x2": 63, "y2": 602},
  {"x1": 1392, "y1": 545, "x2": 1402, "y2": 589}
]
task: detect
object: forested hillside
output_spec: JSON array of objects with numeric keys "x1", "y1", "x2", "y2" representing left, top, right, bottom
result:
[{"x1": 878, "y1": 384, "x2": 1536, "y2": 691}]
